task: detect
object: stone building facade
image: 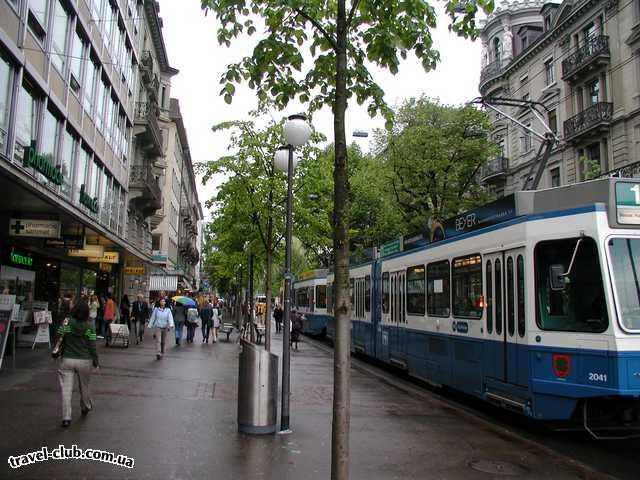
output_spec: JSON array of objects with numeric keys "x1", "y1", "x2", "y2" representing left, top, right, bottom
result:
[{"x1": 478, "y1": 0, "x2": 640, "y2": 196}]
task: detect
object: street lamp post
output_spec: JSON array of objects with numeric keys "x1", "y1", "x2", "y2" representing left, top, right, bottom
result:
[{"x1": 274, "y1": 114, "x2": 312, "y2": 433}]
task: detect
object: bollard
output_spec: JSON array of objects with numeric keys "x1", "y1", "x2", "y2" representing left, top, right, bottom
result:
[{"x1": 237, "y1": 340, "x2": 279, "y2": 434}]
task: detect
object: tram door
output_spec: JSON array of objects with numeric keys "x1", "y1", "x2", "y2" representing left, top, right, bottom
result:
[
  {"x1": 484, "y1": 248, "x2": 527, "y2": 386},
  {"x1": 389, "y1": 271, "x2": 406, "y2": 362}
]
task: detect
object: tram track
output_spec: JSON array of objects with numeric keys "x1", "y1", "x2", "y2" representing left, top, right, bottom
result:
[{"x1": 305, "y1": 336, "x2": 639, "y2": 480}]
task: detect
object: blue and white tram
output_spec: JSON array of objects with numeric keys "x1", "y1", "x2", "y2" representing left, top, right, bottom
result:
[
  {"x1": 293, "y1": 270, "x2": 329, "y2": 336},
  {"x1": 336, "y1": 179, "x2": 640, "y2": 434}
]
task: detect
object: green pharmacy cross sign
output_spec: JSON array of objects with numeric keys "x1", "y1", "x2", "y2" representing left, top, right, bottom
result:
[
  {"x1": 23, "y1": 141, "x2": 63, "y2": 186},
  {"x1": 616, "y1": 182, "x2": 640, "y2": 225},
  {"x1": 80, "y1": 185, "x2": 99, "y2": 214}
]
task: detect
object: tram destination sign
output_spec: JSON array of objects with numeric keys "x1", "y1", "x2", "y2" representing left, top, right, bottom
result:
[
  {"x1": 379, "y1": 237, "x2": 403, "y2": 258},
  {"x1": 443, "y1": 195, "x2": 517, "y2": 239},
  {"x1": 615, "y1": 182, "x2": 640, "y2": 225}
]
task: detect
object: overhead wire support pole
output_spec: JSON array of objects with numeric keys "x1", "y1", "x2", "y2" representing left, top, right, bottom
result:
[{"x1": 471, "y1": 96, "x2": 559, "y2": 191}]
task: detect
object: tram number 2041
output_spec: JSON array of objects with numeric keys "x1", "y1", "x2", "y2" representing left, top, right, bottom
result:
[{"x1": 588, "y1": 372, "x2": 608, "y2": 383}]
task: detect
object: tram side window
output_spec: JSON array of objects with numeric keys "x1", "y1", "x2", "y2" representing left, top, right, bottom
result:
[
  {"x1": 496, "y1": 259, "x2": 503, "y2": 335},
  {"x1": 507, "y1": 257, "x2": 515, "y2": 335},
  {"x1": 296, "y1": 289, "x2": 308, "y2": 309},
  {"x1": 452, "y1": 254, "x2": 483, "y2": 319},
  {"x1": 535, "y1": 237, "x2": 608, "y2": 333},
  {"x1": 427, "y1": 260, "x2": 450, "y2": 317},
  {"x1": 486, "y1": 261, "x2": 493, "y2": 334},
  {"x1": 308, "y1": 286, "x2": 315, "y2": 312},
  {"x1": 609, "y1": 238, "x2": 640, "y2": 330},
  {"x1": 316, "y1": 285, "x2": 327, "y2": 309},
  {"x1": 406, "y1": 265, "x2": 426, "y2": 315},
  {"x1": 517, "y1": 255, "x2": 525, "y2": 337},
  {"x1": 327, "y1": 283, "x2": 333, "y2": 314},
  {"x1": 365, "y1": 275, "x2": 371, "y2": 313},
  {"x1": 382, "y1": 272, "x2": 390, "y2": 314}
]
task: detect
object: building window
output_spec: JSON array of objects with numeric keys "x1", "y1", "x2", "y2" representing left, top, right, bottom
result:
[
  {"x1": 15, "y1": 82, "x2": 37, "y2": 163},
  {"x1": 452, "y1": 254, "x2": 483, "y2": 319},
  {"x1": 90, "y1": 160, "x2": 101, "y2": 200},
  {"x1": 544, "y1": 15, "x2": 551, "y2": 31},
  {"x1": 74, "y1": 147, "x2": 89, "y2": 205},
  {"x1": 587, "y1": 78, "x2": 600, "y2": 106},
  {"x1": 40, "y1": 108, "x2": 60, "y2": 184},
  {"x1": 0, "y1": 53, "x2": 14, "y2": 154},
  {"x1": 28, "y1": 0, "x2": 49, "y2": 41},
  {"x1": 548, "y1": 110, "x2": 557, "y2": 135},
  {"x1": 110, "y1": 182, "x2": 119, "y2": 230},
  {"x1": 493, "y1": 37, "x2": 501, "y2": 63},
  {"x1": 406, "y1": 265, "x2": 426, "y2": 316},
  {"x1": 70, "y1": 30, "x2": 86, "y2": 95},
  {"x1": 50, "y1": 1, "x2": 69, "y2": 73},
  {"x1": 551, "y1": 167, "x2": 561, "y2": 187},
  {"x1": 427, "y1": 260, "x2": 450, "y2": 317},
  {"x1": 60, "y1": 129, "x2": 76, "y2": 199},
  {"x1": 83, "y1": 60, "x2": 99, "y2": 114},
  {"x1": 544, "y1": 58, "x2": 555, "y2": 85},
  {"x1": 520, "y1": 123, "x2": 532, "y2": 153}
]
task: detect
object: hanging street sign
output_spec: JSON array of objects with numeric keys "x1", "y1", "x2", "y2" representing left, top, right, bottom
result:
[
  {"x1": 125, "y1": 266, "x2": 145, "y2": 276},
  {"x1": 87, "y1": 252, "x2": 120, "y2": 264},
  {"x1": 9, "y1": 219, "x2": 61, "y2": 238},
  {"x1": 45, "y1": 234, "x2": 84, "y2": 249}
]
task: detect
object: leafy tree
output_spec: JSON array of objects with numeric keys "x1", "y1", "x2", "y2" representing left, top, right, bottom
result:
[
  {"x1": 376, "y1": 97, "x2": 496, "y2": 234},
  {"x1": 198, "y1": 118, "x2": 321, "y2": 350},
  {"x1": 199, "y1": 1, "x2": 493, "y2": 477},
  {"x1": 578, "y1": 155, "x2": 602, "y2": 181}
]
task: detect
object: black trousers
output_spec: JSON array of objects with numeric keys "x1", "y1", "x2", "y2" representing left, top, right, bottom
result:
[
  {"x1": 186, "y1": 323, "x2": 197, "y2": 343},
  {"x1": 202, "y1": 322, "x2": 211, "y2": 340}
]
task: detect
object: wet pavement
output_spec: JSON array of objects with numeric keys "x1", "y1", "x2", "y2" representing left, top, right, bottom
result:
[{"x1": 0, "y1": 327, "x2": 613, "y2": 479}]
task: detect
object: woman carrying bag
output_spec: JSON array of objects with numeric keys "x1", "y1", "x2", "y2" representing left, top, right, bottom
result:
[{"x1": 54, "y1": 299, "x2": 99, "y2": 428}]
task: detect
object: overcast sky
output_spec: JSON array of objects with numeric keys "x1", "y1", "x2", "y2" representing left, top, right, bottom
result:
[{"x1": 158, "y1": 2, "x2": 483, "y2": 219}]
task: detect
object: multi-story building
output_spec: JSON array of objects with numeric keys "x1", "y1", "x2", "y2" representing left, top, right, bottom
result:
[
  {"x1": 478, "y1": 0, "x2": 640, "y2": 196},
  {"x1": 149, "y1": 98, "x2": 202, "y2": 295},
  {"x1": 0, "y1": 0, "x2": 192, "y2": 314}
]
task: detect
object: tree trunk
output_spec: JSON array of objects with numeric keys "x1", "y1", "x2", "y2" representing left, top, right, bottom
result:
[
  {"x1": 265, "y1": 245, "x2": 273, "y2": 351},
  {"x1": 331, "y1": 1, "x2": 351, "y2": 479}
]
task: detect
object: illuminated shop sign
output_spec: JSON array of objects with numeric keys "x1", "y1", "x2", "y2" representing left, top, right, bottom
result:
[{"x1": 23, "y1": 141, "x2": 63, "y2": 186}]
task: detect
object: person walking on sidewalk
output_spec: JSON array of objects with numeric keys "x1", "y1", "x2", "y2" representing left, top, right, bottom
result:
[
  {"x1": 173, "y1": 303, "x2": 186, "y2": 346},
  {"x1": 186, "y1": 306, "x2": 199, "y2": 344},
  {"x1": 88, "y1": 294, "x2": 99, "y2": 330},
  {"x1": 200, "y1": 299, "x2": 213, "y2": 343},
  {"x1": 273, "y1": 303, "x2": 283, "y2": 333},
  {"x1": 131, "y1": 293, "x2": 149, "y2": 344},
  {"x1": 291, "y1": 310, "x2": 304, "y2": 351},
  {"x1": 56, "y1": 299, "x2": 99, "y2": 428},
  {"x1": 148, "y1": 298, "x2": 174, "y2": 360},
  {"x1": 102, "y1": 293, "x2": 116, "y2": 345},
  {"x1": 120, "y1": 294, "x2": 131, "y2": 331},
  {"x1": 212, "y1": 301, "x2": 221, "y2": 342}
]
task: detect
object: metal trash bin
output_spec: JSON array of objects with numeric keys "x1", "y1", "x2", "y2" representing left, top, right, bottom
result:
[{"x1": 237, "y1": 340, "x2": 279, "y2": 434}]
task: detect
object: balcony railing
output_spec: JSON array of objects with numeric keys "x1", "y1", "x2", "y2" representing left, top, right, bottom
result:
[
  {"x1": 135, "y1": 102, "x2": 163, "y2": 157},
  {"x1": 480, "y1": 156, "x2": 509, "y2": 182},
  {"x1": 563, "y1": 102, "x2": 613, "y2": 140},
  {"x1": 480, "y1": 59, "x2": 506, "y2": 85},
  {"x1": 130, "y1": 165, "x2": 162, "y2": 216},
  {"x1": 598, "y1": 160, "x2": 640, "y2": 180},
  {"x1": 561, "y1": 35, "x2": 610, "y2": 80}
]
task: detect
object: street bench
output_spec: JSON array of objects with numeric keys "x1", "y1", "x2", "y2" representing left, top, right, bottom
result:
[{"x1": 220, "y1": 322, "x2": 234, "y2": 341}]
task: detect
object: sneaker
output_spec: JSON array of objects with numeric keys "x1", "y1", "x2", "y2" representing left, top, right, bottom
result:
[
  {"x1": 156, "y1": 354, "x2": 161, "y2": 360},
  {"x1": 81, "y1": 407, "x2": 91, "y2": 416},
  {"x1": 61, "y1": 420, "x2": 71, "y2": 428},
  {"x1": 96, "y1": 335, "x2": 104, "y2": 339}
]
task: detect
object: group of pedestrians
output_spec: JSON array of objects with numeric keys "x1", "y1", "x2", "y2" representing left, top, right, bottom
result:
[{"x1": 53, "y1": 290, "x2": 222, "y2": 427}]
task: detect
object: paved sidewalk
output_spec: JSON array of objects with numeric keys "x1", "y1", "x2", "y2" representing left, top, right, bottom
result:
[{"x1": 0, "y1": 327, "x2": 606, "y2": 479}]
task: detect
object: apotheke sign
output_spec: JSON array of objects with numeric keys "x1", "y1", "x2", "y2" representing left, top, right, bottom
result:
[
  {"x1": 9, "y1": 219, "x2": 61, "y2": 238},
  {"x1": 23, "y1": 141, "x2": 63, "y2": 185}
]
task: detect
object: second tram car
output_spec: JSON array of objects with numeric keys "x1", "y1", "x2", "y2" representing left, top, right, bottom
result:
[
  {"x1": 293, "y1": 270, "x2": 329, "y2": 336},
  {"x1": 324, "y1": 179, "x2": 640, "y2": 435}
]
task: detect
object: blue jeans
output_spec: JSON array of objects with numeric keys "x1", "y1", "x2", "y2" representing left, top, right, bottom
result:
[{"x1": 175, "y1": 322, "x2": 184, "y2": 342}]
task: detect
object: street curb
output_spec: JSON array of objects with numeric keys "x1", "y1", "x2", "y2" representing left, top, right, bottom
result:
[{"x1": 305, "y1": 337, "x2": 617, "y2": 480}]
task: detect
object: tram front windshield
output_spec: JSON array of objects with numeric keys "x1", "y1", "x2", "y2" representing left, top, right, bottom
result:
[{"x1": 608, "y1": 238, "x2": 640, "y2": 331}]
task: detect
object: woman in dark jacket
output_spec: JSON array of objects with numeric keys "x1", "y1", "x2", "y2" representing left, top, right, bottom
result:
[
  {"x1": 56, "y1": 300, "x2": 99, "y2": 427},
  {"x1": 120, "y1": 294, "x2": 131, "y2": 331}
]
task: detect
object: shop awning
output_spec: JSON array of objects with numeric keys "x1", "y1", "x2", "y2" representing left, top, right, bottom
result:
[{"x1": 149, "y1": 275, "x2": 178, "y2": 292}]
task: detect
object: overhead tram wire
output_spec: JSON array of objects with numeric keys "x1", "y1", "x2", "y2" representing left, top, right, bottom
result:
[{"x1": 487, "y1": 0, "x2": 636, "y2": 101}]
